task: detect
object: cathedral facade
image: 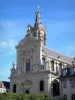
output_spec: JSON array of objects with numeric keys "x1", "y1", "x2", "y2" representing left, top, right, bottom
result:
[{"x1": 9, "y1": 7, "x2": 74, "y2": 96}]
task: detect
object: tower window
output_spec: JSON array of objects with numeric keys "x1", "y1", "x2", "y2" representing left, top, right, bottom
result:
[
  {"x1": 40, "y1": 80, "x2": 44, "y2": 92},
  {"x1": 33, "y1": 32, "x2": 37, "y2": 37},
  {"x1": 42, "y1": 57, "x2": 45, "y2": 65},
  {"x1": 26, "y1": 60, "x2": 30, "y2": 72},
  {"x1": 51, "y1": 61, "x2": 54, "y2": 71}
]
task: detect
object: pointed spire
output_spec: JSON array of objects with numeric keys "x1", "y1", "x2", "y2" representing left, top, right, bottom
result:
[{"x1": 34, "y1": 6, "x2": 42, "y2": 27}]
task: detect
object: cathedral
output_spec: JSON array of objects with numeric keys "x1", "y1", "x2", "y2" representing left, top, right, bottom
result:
[{"x1": 9, "y1": 7, "x2": 74, "y2": 96}]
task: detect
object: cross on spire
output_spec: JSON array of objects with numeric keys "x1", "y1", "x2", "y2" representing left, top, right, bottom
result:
[{"x1": 34, "y1": 6, "x2": 42, "y2": 27}]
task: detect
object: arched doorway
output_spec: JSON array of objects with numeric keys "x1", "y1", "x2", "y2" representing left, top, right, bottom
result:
[
  {"x1": 13, "y1": 84, "x2": 16, "y2": 93},
  {"x1": 51, "y1": 79, "x2": 60, "y2": 97},
  {"x1": 25, "y1": 90, "x2": 29, "y2": 94},
  {"x1": 40, "y1": 80, "x2": 44, "y2": 92}
]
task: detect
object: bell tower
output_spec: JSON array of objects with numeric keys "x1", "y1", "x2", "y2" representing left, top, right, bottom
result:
[{"x1": 25, "y1": 6, "x2": 46, "y2": 46}]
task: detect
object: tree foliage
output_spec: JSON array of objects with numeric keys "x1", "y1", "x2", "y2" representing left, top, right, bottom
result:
[{"x1": 0, "y1": 93, "x2": 53, "y2": 100}]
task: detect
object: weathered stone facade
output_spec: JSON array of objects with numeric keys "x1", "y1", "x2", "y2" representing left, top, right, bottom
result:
[{"x1": 9, "y1": 7, "x2": 74, "y2": 96}]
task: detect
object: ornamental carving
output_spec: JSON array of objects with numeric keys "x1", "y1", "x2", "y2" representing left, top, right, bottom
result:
[{"x1": 21, "y1": 49, "x2": 34, "y2": 59}]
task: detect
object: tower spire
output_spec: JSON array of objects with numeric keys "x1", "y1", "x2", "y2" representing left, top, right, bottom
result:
[{"x1": 34, "y1": 6, "x2": 42, "y2": 27}]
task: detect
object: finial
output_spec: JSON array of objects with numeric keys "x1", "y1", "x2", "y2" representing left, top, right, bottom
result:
[
  {"x1": 34, "y1": 5, "x2": 41, "y2": 27},
  {"x1": 37, "y1": 5, "x2": 39, "y2": 10},
  {"x1": 12, "y1": 61, "x2": 15, "y2": 69}
]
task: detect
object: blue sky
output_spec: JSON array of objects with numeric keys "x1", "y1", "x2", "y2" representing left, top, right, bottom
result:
[{"x1": 0, "y1": 0, "x2": 75, "y2": 81}]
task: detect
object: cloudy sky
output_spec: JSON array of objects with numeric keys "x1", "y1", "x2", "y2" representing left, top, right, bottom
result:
[{"x1": 0, "y1": 0, "x2": 75, "y2": 81}]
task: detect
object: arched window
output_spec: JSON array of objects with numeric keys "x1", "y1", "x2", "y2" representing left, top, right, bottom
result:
[
  {"x1": 51, "y1": 61, "x2": 54, "y2": 71},
  {"x1": 42, "y1": 57, "x2": 45, "y2": 65},
  {"x1": 40, "y1": 80, "x2": 44, "y2": 92},
  {"x1": 26, "y1": 60, "x2": 30, "y2": 72},
  {"x1": 25, "y1": 90, "x2": 29, "y2": 94},
  {"x1": 13, "y1": 84, "x2": 16, "y2": 93}
]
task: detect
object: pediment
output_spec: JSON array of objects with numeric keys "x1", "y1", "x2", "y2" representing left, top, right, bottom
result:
[{"x1": 22, "y1": 80, "x2": 32, "y2": 85}]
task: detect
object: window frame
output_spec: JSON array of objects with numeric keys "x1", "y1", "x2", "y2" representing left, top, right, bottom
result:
[
  {"x1": 62, "y1": 69, "x2": 67, "y2": 76},
  {"x1": 63, "y1": 80, "x2": 67, "y2": 88},
  {"x1": 70, "y1": 79, "x2": 75, "y2": 88},
  {"x1": 26, "y1": 60, "x2": 30, "y2": 72},
  {"x1": 70, "y1": 68, "x2": 74, "y2": 75}
]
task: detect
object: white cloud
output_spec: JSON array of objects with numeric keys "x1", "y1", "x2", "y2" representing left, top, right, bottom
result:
[
  {"x1": 0, "y1": 39, "x2": 17, "y2": 55},
  {"x1": 60, "y1": 45, "x2": 75, "y2": 57},
  {"x1": 0, "y1": 39, "x2": 17, "y2": 49},
  {"x1": 0, "y1": 20, "x2": 13, "y2": 27},
  {"x1": 67, "y1": 46, "x2": 75, "y2": 51}
]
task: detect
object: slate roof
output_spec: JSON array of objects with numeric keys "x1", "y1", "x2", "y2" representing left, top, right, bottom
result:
[{"x1": 42, "y1": 46, "x2": 74, "y2": 64}]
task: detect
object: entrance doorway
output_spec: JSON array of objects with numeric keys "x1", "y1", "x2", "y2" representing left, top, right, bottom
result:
[
  {"x1": 25, "y1": 90, "x2": 29, "y2": 94},
  {"x1": 52, "y1": 79, "x2": 60, "y2": 97},
  {"x1": 13, "y1": 84, "x2": 16, "y2": 93}
]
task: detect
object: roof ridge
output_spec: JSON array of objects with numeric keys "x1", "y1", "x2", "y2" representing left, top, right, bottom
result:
[{"x1": 43, "y1": 46, "x2": 74, "y2": 59}]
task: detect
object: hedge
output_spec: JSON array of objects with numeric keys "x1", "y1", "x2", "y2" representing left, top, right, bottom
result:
[{"x1": 0, "y1": 93, "x2": 53, "y2": 100}]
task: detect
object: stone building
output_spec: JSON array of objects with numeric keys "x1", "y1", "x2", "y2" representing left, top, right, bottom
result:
[
  {"x1": 9, "y1": 7, "x2": 74, "y2": 96},
  {"x1": 59, "y1": 64, "x2": 75, "y2": 100}
]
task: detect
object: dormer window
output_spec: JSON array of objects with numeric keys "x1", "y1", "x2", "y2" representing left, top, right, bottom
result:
[
  {"x1": 70, "y1": 68, "x2": 74, "y2": 75},
  {"x1": 26, "y1": 60, "x2": 30, "y2": 72},
  {"x1": 74, "y1": 68, "x2": 75, "y2": 72},
  {"x1": 62, "y1": 69, "x2": 67, "y2": 76}
]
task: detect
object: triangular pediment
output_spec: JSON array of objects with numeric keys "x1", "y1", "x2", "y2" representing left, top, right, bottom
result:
[{"x1": 22, "y1": 80, "x2": 32, "y2": 85}]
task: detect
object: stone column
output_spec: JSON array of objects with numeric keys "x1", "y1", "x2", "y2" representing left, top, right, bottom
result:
[
  {"x1": 48, "y1": 59, "x2": 52, "y2": 71},
  {"x1": 10, "y1": 80, "x2": 13, "y2": 92},
  {"x1": 55, "y1": 61, "x2": 61, "y2": 74},
  {"x1": 54, "y1": 60, "x2": 57, "y2": 72},
  {"x1": 16, "y1": 82, "x2": 21, "y2": 93}
]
